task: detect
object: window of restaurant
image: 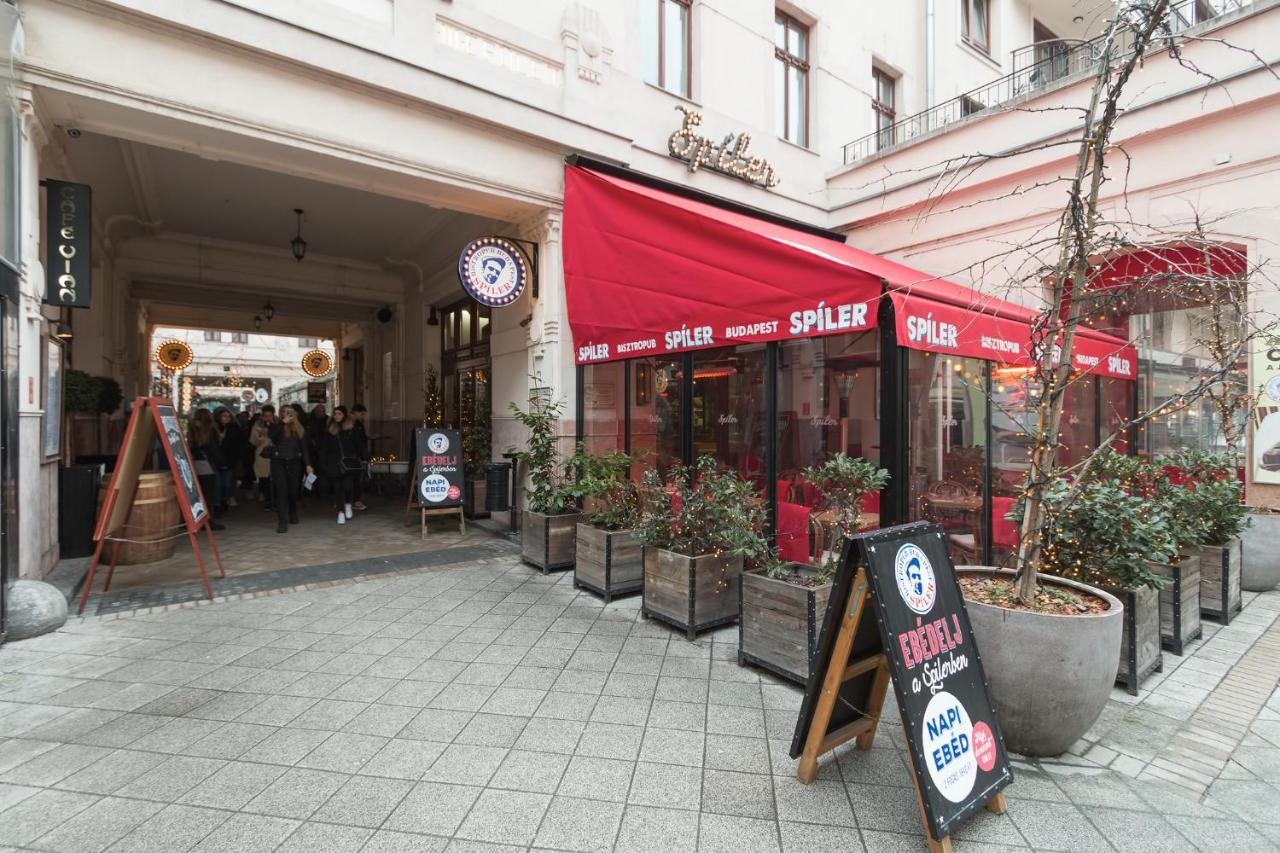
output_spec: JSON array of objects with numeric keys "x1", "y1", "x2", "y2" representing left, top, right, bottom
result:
[
  {"x1": 691, "y1": 345, "x2": 768, "y2": 482},
  {"x1": 582, "y1": 361, "x2": 626, "y2": 454},
  {"x1": 629, "y1": 355, "x2": 684, "y2": 478}
]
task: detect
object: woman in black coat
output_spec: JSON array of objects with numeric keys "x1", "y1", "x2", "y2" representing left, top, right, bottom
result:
[
  {"x1": 264, "y1": 406, "x2": 313, "y2": 533},
  {"x1": 317, "y1": 405, "x2": 361, "y2": 525}
]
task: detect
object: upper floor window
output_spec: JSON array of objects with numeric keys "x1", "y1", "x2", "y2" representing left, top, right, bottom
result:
[
  {"x1": 231, "y1": 332, "x2": 249, "y2": 344},
  {"x1": 203, "y1": 330, "x2": 223, "y2": 342},
  {"x1": 872, "y1": 66, "x2": 896, "y2": 152},
  {"x1": 961, "y1": 0, "x2": 990, "y2": 54},
  {"x1": 298, "y1": 337, "x2": 320, "y2": 348},
  {"x1": 642, "y1": 0, "x2": 691, "y2": 98},
  {"x1": 774, "y1": 11, "x2": 809, "y2": 147}
]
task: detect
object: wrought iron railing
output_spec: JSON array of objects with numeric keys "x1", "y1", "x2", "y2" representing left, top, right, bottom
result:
[{"x1": 841, "y1": 0, "x2": 1250, "y2": 165}]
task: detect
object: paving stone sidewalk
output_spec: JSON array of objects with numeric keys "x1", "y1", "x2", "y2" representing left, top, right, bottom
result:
[{"x1": 0, "y1": 553, "x2": 1276, "y2": 852}]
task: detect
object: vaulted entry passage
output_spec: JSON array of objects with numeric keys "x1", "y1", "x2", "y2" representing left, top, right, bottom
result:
[{"x1": 564, "y1": 159, "x2": 1138, "y2": 568}]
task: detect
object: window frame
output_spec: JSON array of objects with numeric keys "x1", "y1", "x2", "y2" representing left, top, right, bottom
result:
[
  {"x1": 960, "y1": 0, "x2": 991, "y2": 55},
  {"x1": 203, "y1": 330, "x2": 223, "y2": 343},
  {"x1": 650, "y1": 0, "x2": 693, "y2": 99},
  {"x1": 871, "y1": 66, "x2": 896, "y2": 152},
  {"x1": 231, "y1": 332, "x2": 249, "y2": 344},
  {"x1": 774, "y1": 10, "x2": 811, "y2": 147}
]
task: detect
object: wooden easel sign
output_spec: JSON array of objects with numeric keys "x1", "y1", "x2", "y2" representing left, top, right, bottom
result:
[
  {"x1": 790, "y1": 522, "x2": 1012, "y2": 851},
  {"x1": 405, "y1": 427, "x2": 465, "y2": 537},
  {"x1": 79, "y1": 397, "x2": 225, "y2": 613}
]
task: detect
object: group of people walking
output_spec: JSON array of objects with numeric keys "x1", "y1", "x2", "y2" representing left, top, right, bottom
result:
[{"x1": 186, "y1": 402, "x2": 370, "y2": 534}]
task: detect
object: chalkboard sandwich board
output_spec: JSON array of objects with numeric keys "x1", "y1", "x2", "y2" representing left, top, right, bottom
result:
[
  {"x1": 408, "y1": 427, "x2": 466, "y2": 537},
  {"x1": 790, "y1": 522, "x2": 1012, "y2": 851}
]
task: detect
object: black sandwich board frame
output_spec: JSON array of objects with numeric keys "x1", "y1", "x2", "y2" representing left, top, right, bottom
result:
[
  {"x1": 404, "y1": 427, "x2": 465, "y2": 538},
  {"x1": 790, "y1": 521, "x2": 1012, "y2": 852}
]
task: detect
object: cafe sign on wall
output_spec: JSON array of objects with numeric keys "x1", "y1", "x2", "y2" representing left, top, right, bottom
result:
[
  {"x1": 43, "y1": 180, "x2": 92, "y2": 308},
  {"x1": 668, "y1": 106, "x2": 780, "y2": 189}
]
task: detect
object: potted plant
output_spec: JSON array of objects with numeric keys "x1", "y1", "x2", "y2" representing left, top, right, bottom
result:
[
  {"x1": 1166, "y1": 449, "x2": 1250, "y2": 625},
  {"x1": 636, "y1": 455, "x2": 766, "y2": 641},
  {"x1": 1147, "y1": 462, "x2": 1209, "y2": 655},
  {"x1": 574, "y1": 450, "x2": 643, "y2": 603},
  {"x1": 1243, "y1": 506, "x2": 1280, "y2": 592},
  {"x1": 738, "y1": 454, "x2": 888, "y2": 683},
  {"x1": 509, "y1": 393, "x2": 581, "y2": 574}
]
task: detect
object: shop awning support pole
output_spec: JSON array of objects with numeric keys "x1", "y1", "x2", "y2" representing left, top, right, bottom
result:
[
  {"x1": 878, "y1": 297, "x2": 910, "y2": 527},
  {"x1": 982, "y1": 361, "x2": 994, "y2": 567},
  {"x1": 765, "y1": 342, "x2": 779, "y2": 543}
]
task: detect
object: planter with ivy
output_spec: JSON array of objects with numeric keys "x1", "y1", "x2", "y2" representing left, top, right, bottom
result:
[
  {"x1": 739, "y1": 455, "x2": 887, "y2": 684},
  {"x1": 637, "y1": 456, "x2": 766, "y2": 641},
  {"x1": 1167, "y1": 450, "x2": 1250, "y2": 625},
  {"x1": 574, "y1": 450, "x2": 643, "y2": 603},
  {"x1": 509, "y1": 394, "x2": 581, "y2": 574}
]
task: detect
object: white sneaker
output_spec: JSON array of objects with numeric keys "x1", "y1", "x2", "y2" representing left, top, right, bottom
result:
[
  {"x1": 344, "y1": 504, "x2": 353, "y2": 519},
  {"x1": 228, "y1": 496, "x2": 238, "y2": 507},
  {"x1": 337, "y1": 511, "x2": 346, "y2": 525}
]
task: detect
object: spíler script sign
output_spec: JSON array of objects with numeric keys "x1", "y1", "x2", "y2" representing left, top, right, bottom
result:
[
  {"x1": 44, "y1": 180, "x2": 92, "y2": 308},
  {"x1": 413, "y1": 428, "x2": 463, "y2": 509},
  {"x1": 668, "y1": 106, "x2": 779, "y2": 189}
]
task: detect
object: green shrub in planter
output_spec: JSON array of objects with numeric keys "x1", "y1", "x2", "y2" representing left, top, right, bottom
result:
[
  {"x1": 508, "y1": 394, "x2": 582, "y2": 572},
  {"x1": 574, "y1": 450, "x2": 643, "y2": 602},
  {"x1": 801, "y1": 453, "x2": 889, "y2": 578}
]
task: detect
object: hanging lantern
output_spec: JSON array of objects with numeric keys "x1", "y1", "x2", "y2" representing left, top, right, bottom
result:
[
  {"x1": 155, "y1": 339, "x2": 194, "y2": 371},
  {"x1": 302, "y1": 349, "x2": 333, "y2": 377}
]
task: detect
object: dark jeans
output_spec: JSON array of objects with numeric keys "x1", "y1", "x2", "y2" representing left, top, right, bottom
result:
[
  {"x1": 198, "y1": 474, "x2": 218, "y2": 510},
  {"x1": 330, "y1": 471, "x2": 355, "y2": 508},
  {"x1": 271, "y1": 458, "x2": 302, "y2": 525},
  {"x1": 258, "y1": 476, "x2": 272, "y2": 506},
  {"x1": 217, "y1": 470, "x2": 235, "y2": 507}
]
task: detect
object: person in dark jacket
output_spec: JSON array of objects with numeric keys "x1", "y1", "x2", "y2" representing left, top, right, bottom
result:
[
  {"x1": 350, "y1": 403, "x2": 370, "y2": 511},
  {"x1": 318, "y1": 405, "x2": 360, "y2": 525},
  {"x1": 264, "y1": 405, "x2": 313, "y2": 533},
  {"x1": 213, "y1": 408, "x2": 244, "y2": 511},
  {"x1": 187, "y1": 408, "x2": 226, "y2": 530}
]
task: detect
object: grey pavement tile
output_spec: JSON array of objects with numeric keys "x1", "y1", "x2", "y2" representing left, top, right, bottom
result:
[
  {"x1": 455, "y1": 712, "x2": 528, "y2": 748},
  {"x1": 27, "y1": 707, "x2": 126, "y2": 742},
  {"x1": 1166, "y1": 814, "x2": 1276, "y2": 852},
  {"x1": 602, "y1": 672, "x2": 657, "y2": 700},
  {"x1": 836, "y1": 746, "x2": 911, "y2": 787},
  {"x1": 532, "y1": 795, "x2": 623, "y2": 852},
  {"x1": 55, "y1": 749, "x2": 168, "y2": 795},
  {"x1": 184, "y1": 721, "x2": 277, "y2": 760},
  {"x1": 278, "y1": 672, "x2": 352, "y2": 698},
  {"x1": 242, "y1": 767, "x2": 348, "y2": 820},
  {"x1": 115, "y1": 755, "x2": 226, "y2": 802},
  {"x1": 638, "y1": 726, "x2": 704, "y2": 766},
  {"x1": 697, "y1": 812, "x2": 782, "y2": 853},
  {"x1": 706, "y1": 703, "x2": 766, "y2": 737},
  {"x1": 342, "y1": 703, "x2": 417, "y2": 738},
  {"x1": 232, "y1": 694, "x2": 317, "y2": 727},
  {"x1": 479, "y1": 686, "x2": 547, "y2": 717},
  {"x1": 557, "y1": 755, "x2": 634, "y2": 802},
  {"x1": 702, "y1": 769, "x2": 776, "y2": 819},
  {"x1": 855, "y1": 830, "x2": 932, "y2": 852},
  {"x1": 536, "y1": 690, "x2": 597, "y2": 721},
  {"x1": 708, "y1": 680, "x2": 763, "y2": 708},
  {"x1": 185, "y1": 691, "x2": 266, "y2": 722},
  {"x1": 576, "y1": 721, "x2": 643, "y2": 760},
  {"x1": 0, "y1": 737, "x2": 58, "y2": 772},
  {"x1": 135, "y1": 688, "x2": 224, "y2": 717},
  {"x1": 705, "y1": 733, "x2": 772, "y2": 774},
  {"x1": 239, "y1": 727, "x2": 331, "y2": 765},
  {"x1": 128, "y1": 717, "x2": 225, "y2": 754},
  {"x1": 489, "y1": 748, "x2": 570, "y2": 794},
  {"x1": 0, "y1": 788, "x2": 99, "y2": 847},
  {"x1": 359, "y1": 737, "x2": 444, "y2": 779},
  {"x1": 190, "y1": 812, "x2": 299, "y2": 853},
  {"x1": 310, "y1": 774, "x2": 413, "y2": 827},
  {"x1": 1084, "y1": 806, "x2": 1195, "y2": 853},
  {"x1": 296, "y1": 731, "x2": 388, "y2": 774},
  {"x1": 400, "y1": 708, "x2": 474, "y2": 742},
  {"x1": 383, "y1": 781, "x2": 482, "y2": 836},
  {"x1": 1205, "y1": 778, "x2": 1280, "y2": 824},
  {"x1": 362, "y1": 830, "x2": 448, "y2": 853},
  {"x1": 648, "y1": 700, "x2": 705, "y2": 732},
  {"x1": 274, "y1": 822, "x2": 372, "y2": 853},
  {"x1": 502, "y1": 666, "x2": 560, "y2": 691},
  {"x1": 773, "y1": 775, "x2": 857, "y2": 826},
  {"x1": 0, "y1": 782, "x2": 40, "y2": 812},
  {"x1": 552, "y1": 669, "x2": 606, "y2": 694},
  {"x1": 326, "y1": 676, "x2": 398, "y2": 703},
  {"x1": 34, "y1": 796, "x2": 164, "y2": 853},
  {"x1": 377, "y1": 680, "x2": 445, "y2": 708},
  {"x1": 615, "y1": 804, "x2": 699, "y2": 853},
  {"x1": 627, "y1": 761, "x2": 701, "y2": 810},
  {"x1": 1005, "y1": 798, "x2": 1110, "y2": 852},
  {"x1": 429, "y1": 682, "x2": 496, "y2": 712},
  {"x1": 290, "y1": 698, "x2": 368, "y2": 731},
  {"x1": 103, "y1": 803, "x2": 229, "y2": 853},
  {"x1": 422, "y1": 743, "x2": 508, "y2": 785},
  {"x1": 455, "y1": 788, "x2": 552, "y2": 846},
  {"x1": 0, "y1": 742, "x2": 112, "y2": 787},
  {"x1": 845, "y1": 781, "x2": 922, "y2": 832},
  {"x1": 177, "y1": 760, "x2": 287, "y2": 810},
  {"x1": 778, "y1": 821, "x2": 867, "y2": 852},
  {"x1": 74, "y1": 713, "x2": 170, "y2": 749}
]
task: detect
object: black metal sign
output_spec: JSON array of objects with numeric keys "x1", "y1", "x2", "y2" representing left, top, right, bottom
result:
[
  {"x1": 413, "y1": 428, "x2": 463, "y2": 509},
  {"x1": 44, "y1": 180, "x2": 92, "y2": 308},
  {"x1": 791, "y1": 522, "x2": 1011, "y2": 841}
]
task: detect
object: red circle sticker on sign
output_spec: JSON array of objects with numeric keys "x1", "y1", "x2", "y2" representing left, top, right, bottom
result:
[
  {"x1": 447, "y1": 485, "x2": 461, "y2": 501},
  {"x1": 972, "y1": 721, "x2": 997, "y2": 772}
]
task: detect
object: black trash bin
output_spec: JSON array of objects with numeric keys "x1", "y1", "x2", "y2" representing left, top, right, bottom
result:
[
  {"x1": 59, "y1": 464, "x2": 102, "y2": 559},
  {"x1": 485, "y1": 462, "x2": 511, "y2": 513}
]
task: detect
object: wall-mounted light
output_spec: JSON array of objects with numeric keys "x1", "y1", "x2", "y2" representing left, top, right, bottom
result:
[
  {"x1": 290, "y1": 208, "x2": 307, "y2": 262},
  {"x1": 264, "y1": 301, "x2": 275, "y2": 321},
  {"x1": 427, "y1": 305, "x2": 440, "y2": 326},
  {"x1": 54, "y1": 321, "x2": 73, "y2": 340},
  {"x1": 376, "y1": 305, "x2": 393, "y2": 324},
  {"x1": 253, "y1": 315, "x2": 264, "y2": 331}
]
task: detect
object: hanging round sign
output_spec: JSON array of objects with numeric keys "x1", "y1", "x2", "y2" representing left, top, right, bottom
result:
[
  {"x1": 457, "y1": 236, "x2": 528, "y2": 308},
  {"x1": 155, "y1": 340, "x2": 194, "y2": 371},
  {"x1": 302, "y1": 350, "x2": 333, "y2": 378}
]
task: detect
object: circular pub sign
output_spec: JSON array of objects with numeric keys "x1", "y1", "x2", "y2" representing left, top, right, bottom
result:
[
  {"x1": 457, "y1": 236, "x2": 528, "y2": 308},
  {"x1": 302, "y1": 350, "x2": 333, "y2": 378},
  {"x1": 155, "y1": 340, "x2": 194, "y2": 371}
]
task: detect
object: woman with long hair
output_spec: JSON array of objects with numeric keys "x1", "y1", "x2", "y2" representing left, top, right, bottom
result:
[
  {"x1": 213, "y1": 408, "x2": 243, "y2": 512},
  {"x1": 248, "y1": 405, "x2": 276, "y2": 509},
  {"x1": 187, "y1": 408, "x2": 225, "y2": 530},
  {"x1": 317, "y1": 405, "x2": 360, "y2": 525},
  {"x1": 264, "y1": 405, "x2": 313, "y2": 533}
]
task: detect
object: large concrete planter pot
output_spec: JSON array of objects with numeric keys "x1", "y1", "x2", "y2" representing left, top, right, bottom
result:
[
  {"x1": 521, "y1": 511, "x2": 581, "y2": 573},
  {"x1": 1242, "y1": 512, "x2": 1280, "y2": 592},
  {"x1": 574, "y1": 524, "x2": 642, "y2": 603},
  {"x1": 959, "y1": 568, "x2": 1122, "y2": 757},
  {"x1": 738, "y1": 565, "x2": 832, "y2": 685},
  {"x1": 642, "y1": 547, "x2": 742, "y2": 641},
  {"x1": 1193, "y1": 538, "x2": 1242, "y2": 625}
]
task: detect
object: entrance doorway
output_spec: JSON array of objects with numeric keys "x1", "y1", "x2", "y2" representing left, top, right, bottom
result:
[{"x1": 440, "y1": 299, "x2": 493, "y2": 516}]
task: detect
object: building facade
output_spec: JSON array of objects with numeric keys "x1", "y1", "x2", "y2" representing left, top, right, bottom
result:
[{"x1": 2, "y1": 0, "x2": 1275, "y2": 584}]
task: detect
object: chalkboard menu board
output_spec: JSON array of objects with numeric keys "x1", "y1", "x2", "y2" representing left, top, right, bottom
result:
[
  {"x1": 154, "y1": 402, "x2": 209, "y2": 528},
  {"x1": 413, "y1": 428, "x2": 463, "y2": 509},
  {"x1": 791, "y1": 522, "x2": 1011, "y2": 842}
]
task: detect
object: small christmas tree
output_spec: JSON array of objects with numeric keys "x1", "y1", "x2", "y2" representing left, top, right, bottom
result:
[{"x1": 423, "y1": 364, "x2": 443, "y2": 426}]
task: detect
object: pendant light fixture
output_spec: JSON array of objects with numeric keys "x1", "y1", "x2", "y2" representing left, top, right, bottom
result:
[{"x1": 290, "y1": 208, "x2": 307, "y2": 262}]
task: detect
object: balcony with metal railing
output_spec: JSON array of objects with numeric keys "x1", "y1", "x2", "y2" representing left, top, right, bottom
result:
[{"x1": 840, "y1": 0, "x2": 1254, "y2": 166}]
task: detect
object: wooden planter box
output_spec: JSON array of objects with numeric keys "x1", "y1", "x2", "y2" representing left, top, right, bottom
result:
[
  {"x1": 521, "y1": 511, "x2": 581, "y2": 573},
  {"x1": 1105, "y1": 584, "x2": 1163, "y2": 696},
  {"x1": 738, "y1": 565, "x2": 832, "y2": 685},
  {"x1": 1149, "y1": 556, "x2": 1202, "y2": 655},
  {"x1": 1194, "y1": 538, "x2": 1242, "y2": 625},
  {"x1": 642, "y1": 548, "x2": 742, "y2": 641},
  {"x1": 463, "y1": 478, "x2": 489, "y2": 519},
  {"x1": 574, "y1": 524, "x2": 643, "y2": 603}
]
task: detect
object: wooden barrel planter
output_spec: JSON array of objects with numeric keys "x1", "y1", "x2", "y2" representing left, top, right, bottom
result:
[
  {"x1": 1194, "y1": 538, "x2": 1242, "y2": 625},
  {"x1": 521, "y1": 511, "x2": 581, "y2": 573},
  {"x1": 738, "y1": 565, "x2": 831, "y2": 684},
  {"x1": 1149, "y1": 556, "x2": 1201, "y2": 655},
  {"x1": 574, "y1": 524, "x2": 642, "y2": 603},
  {"x1": 642, "y1": 548, "x2": 741, "y2": 641},
  {"x1": 95, "y1": 472, "x2": 181, "y2": 565},
  {"x1": 1104, "y1": 584, "x2": 1163, "y2": 696}
]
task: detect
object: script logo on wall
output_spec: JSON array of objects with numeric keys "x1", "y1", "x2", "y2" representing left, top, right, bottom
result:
[
  {"x1": 458, "y1": 237, "x2": 529, "y2": 308},
  {"x1": 668, "y1": 106, "x2": 780, "y2": 189}
]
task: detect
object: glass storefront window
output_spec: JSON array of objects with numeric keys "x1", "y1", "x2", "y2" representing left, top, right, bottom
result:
[
  {"x1": 630, "y1": 356, "x2": 682, "y2": 478},
  {"x1": 690, "y1": 346, "x2": 768, "y2": 483},
  {"x1": 582, "y1": 361, "x2": 625, "y2": 454},
  {"x1": 1101, "y1": 376, "x2": 1134, "y2": 454},
  {"x1": 909, "y1": 352, "x2": 988, "y2": 565},
  {"x1": 1059, "y1": 376, "x2": 1098, "y2": 468}
]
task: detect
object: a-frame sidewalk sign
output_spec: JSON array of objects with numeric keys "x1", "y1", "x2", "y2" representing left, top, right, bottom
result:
[
  {"x1": 791, "y1": 521, "x2": 1013, "y2": 852},
  {"x1": 78, "y1": 397, "x2": 225, "y2": 614}
]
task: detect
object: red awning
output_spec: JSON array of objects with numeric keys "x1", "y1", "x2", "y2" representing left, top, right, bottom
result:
[{"x1": 562, "y1": 165, "x2": 1137, "y2": 379}]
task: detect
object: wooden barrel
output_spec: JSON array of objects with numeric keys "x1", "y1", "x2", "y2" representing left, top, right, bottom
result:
[{"x1": 96, "y1": 472, "x2": 182, "y2": 564}]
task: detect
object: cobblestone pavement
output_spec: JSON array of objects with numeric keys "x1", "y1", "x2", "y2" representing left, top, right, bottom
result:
[{"x1": 0, "y1": 552, "x2": 1276, "y2": 852}]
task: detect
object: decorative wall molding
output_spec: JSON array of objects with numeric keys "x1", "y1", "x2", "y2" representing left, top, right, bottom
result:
[{"x1": 434, "y1": 16, "x2": 563, "y2": 88}]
